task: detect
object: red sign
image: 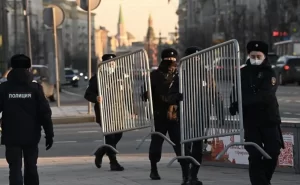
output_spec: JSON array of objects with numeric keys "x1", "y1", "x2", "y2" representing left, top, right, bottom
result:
[
  {"x1": 273, "y1": 31, "x2": 288, "y2": 37},
  {"x1": 203, "y1": 132, "x2": 294, "y2": 167}
]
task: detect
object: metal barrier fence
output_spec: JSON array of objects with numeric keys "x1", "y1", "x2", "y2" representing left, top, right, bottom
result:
[
  {"x1": 93, "y1": 49, "x2": 175, "y2": 154},
  {"x1": 168, "y1": 40, "x2": 271, "y2": 166}
]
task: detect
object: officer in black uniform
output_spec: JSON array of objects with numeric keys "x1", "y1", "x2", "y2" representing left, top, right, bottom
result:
[
  {"x1": 84, "y1": 54, "x2": 124, "y2": 171},
  {"x1": 229, "y1": 41, "x2": 284, "y2": 185},
  {"x1": 0, "y1": 54, "x2": 54, "y2": 185},
  {"x1": 144, "y1": 48, "x2": 189, "y2": 185},
  {"x1": 183, "y1": 46, "x2": 224, "y2": 185}
]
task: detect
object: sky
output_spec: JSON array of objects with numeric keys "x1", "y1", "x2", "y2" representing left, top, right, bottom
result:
[{"x1": 90, "y1": 0, "x2": 179, "y2": 41}]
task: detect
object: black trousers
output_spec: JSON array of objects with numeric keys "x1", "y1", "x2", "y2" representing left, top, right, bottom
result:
[
  {"x1": 5, "y1": 145, "x2": 39, "y2": 185},
  {"x1": 188, "y1": 140, "x2": 203, "y2": 164},
  {"x1": 96, "y1": 122, "x2": 123, "y2": 156},
  {"x1": 186, "y1": 114, "x2": 209, "y2": 165},
  {"x1": 149, "y1": 115, "x2": 187, "y2": 164},
  {"x1": 244, "y1": 125, "x2": 283, "y2": 185},
  {"x1": 104, "y1": 133, "x2": 123, "y2": 155}
]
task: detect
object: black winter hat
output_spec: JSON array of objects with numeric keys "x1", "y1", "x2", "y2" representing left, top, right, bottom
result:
[
  {"x1": 184, "y1": 46, "x2": 202, "y2": 56},
  {"x1": 161, "y1": 48, "x2": 178, "y2": 61},
  {"x1": 10, "y1": 54, "x2": 31, "y2": 69},
  {"x1": 247, "y1": 41, "x2": 268, "y2": 56},
  {"x1": 102, "y1": 54, "x2": 116, "y2": 61}
]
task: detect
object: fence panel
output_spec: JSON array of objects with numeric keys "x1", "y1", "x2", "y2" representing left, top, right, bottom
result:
[{"x1": 92, "y1": 49, "x2": 174, "y2": 155}]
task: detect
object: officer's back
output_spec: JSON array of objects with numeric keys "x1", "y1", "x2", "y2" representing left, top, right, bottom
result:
[
  {"x1": 0, "y1": 54, "x2": 54, "y2": 185},
  {"x1": 0, "y1": 60, "x2": 51, "y2": 145}
]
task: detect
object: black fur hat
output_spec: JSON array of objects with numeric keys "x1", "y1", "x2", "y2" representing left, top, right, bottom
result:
[
  {"x1": 102, "y1": 54, "x2": 116, "y2": 61},
  {"x1": 161, "y1": 48, "x2": 178, "y2": 61},
  {"x1": 247, "y1": 41, "x2": 268, "y2": 56},
  {"x1": 184, "y1": 46, "x2": 202, "y2": 56},
  {"x1": 10, "y1": 54, "x2": 31, "y2": 69}
]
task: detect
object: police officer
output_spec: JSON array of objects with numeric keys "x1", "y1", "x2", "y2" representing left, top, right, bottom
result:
[
  {"x1": 0, "y1": 54, "x2": 54, "y2": 185},
  {"x1": 229, "y1": 41, "x2": 284, "y2": 185},
  {"x1": 145, "y1": 48, "x2": 189, "y2": 184},
  {"x1": 84, "y1": 54, "x2": 124, "y2": 171},
  {"x1": 183, "y1": 46, "x2": 224, "y2": 185}
]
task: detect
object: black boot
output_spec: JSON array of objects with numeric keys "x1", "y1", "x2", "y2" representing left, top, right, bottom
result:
[
  {"x1": 94, "y1": 147, "x2": 105, "y2": 169},
  {"x1": 189, "y1": 165, "x2": 203, "y2": 185},
  {"x1": 150, "y1": 162, "x2": 161, "y2": 180},
  {"x1": 108, "y1": 154, "x2": 124, "y2": 171},
  {"x1": 180, "y1": 163, "x2": 190, "y2": 185}
]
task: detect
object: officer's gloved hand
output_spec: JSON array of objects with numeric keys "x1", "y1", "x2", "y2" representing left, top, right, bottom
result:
[
  {"x1": 229, "y1": 102, "x2": 238, "y2": 116},
  {"x1": 45, "y1": 137, "x2": 53, "y2": 150},
  {"x1": 177, "y1": 93, "x2": 183, "y2": 101},
  {"x1": 141, "y1": 91, "x2": 148, "y2": 101}
]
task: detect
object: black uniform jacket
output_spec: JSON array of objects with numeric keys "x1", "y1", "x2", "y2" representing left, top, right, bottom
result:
[
  {"x1": 230, "y1": 59, "x2": 281, "y2": 127},
  {"x1": 84, "y1": 75, "x2": 101, "y2": 123},
  {"x1": 84, "y1": 71, "x2": 136, "y2": 125},
  {"x1": 0, "y1": 69, "x2": 53, "y2": 146},
  {"x1": 146, "y1": 68, "x2": 182, "y2": 121}
]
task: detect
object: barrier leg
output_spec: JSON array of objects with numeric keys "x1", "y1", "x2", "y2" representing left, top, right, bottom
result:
[
  {"x1": 167, "y1": 156, "x2": 200, "y2": 167},
  {"x1": 90, "y1": 144, "x2": 119, "y2": 156},
  {"x1": 167, "y1": 142, "x2": 201, "y2": 167},
  {"x1": 136, "y1": 131, "x2": 176, "y2": 150},
  {"x1": 215, "y1": 142, "x2": 272, "y2": 160}
]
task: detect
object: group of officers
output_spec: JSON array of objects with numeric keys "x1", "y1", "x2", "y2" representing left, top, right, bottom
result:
[
  {"x1": 84, "y1": 40, "x2": 283, "y2": 185},
  {"x1": 0, "y1": 40, "x2": 283, "y2": 185}
]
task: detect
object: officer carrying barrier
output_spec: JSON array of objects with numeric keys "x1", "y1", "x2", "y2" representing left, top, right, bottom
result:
[
  {"x1": 167, "y1": 39, "x2": 271, "y2": 167},
  {"x1": 93, "y1": 49, "x2": 175, "y2": 155}
]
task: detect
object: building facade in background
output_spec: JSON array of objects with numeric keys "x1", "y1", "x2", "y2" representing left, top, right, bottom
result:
[
  {"x1": 94, "y1": 26, "x2": 109, "y2": 61},
  {"x1": 176, "y1": 0, "x2": 287, "y2": 57},
  {"x1": 6, "y1": 0, "x2": 44, "y2": 61},
  {"x1": 44, "y1": 0, "x2": 96, "y2": 58},
  {"x1": 0, "y1": 0, "x2": 9, "y2": 74}
]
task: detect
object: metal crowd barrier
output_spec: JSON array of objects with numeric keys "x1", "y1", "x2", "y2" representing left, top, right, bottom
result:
[
  {"x1": 92, "y1": 49, "x2": 175, "y2": 155},
  {"x1": 167, "y1": 39, "x2": 271, "y2": 167}
]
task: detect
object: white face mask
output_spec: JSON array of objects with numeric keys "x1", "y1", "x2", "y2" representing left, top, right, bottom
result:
[
  {"x1": 249, "y1": 51, "x2": 265, "y2": 66},
  {"x1": 250, "y1": 58, "x2": 263, "y2": 65}
]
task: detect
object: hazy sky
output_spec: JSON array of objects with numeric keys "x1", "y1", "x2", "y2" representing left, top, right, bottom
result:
[{"x1": 91, "y1": 0, "x2": 179, "y2": 41}]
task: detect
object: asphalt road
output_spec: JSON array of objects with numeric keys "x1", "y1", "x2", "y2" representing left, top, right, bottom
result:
[
  {"x1": 0, "y1": 123, "x2": 174, "y2": 158},
  {"x1": 49, "y1": 79, "x2": 88, "y2": 107},
  {"x1": 276, "y1": 84, "x2": 300, "y2": 118}
]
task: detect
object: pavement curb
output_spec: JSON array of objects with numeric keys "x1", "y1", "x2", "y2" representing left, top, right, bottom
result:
[{"x1": 52, "y1": 116, "x2": 95, "y2": 124}]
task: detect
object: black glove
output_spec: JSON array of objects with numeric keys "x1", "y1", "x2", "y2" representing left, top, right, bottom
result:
[
  {"x1": 229, "y1": 106, "x2": 236, "y2": 116},
  {"x1": 229, "y1": 102, "x2": 238, "y2": 116},
  {"x1": 141, "y1": 91, "x2": 148, "y2": 101},
  {"x1": 45, "y1": 137, "x2": 53, "y2": 150},
  {"x1": 177, "y1": 93, "x2": 183, "y2": 101}
]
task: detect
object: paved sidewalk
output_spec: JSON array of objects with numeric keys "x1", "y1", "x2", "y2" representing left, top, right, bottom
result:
[
  {"x1": 0, "y1": 155, "x2": 299, "y2": 185},
  {"x1": 51, "y1": 106, "x2": 95, "y2": 124}
]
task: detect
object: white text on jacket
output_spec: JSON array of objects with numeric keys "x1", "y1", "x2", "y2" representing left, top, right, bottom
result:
[{"x1": 8, "y1": 93, "x2": 32, "y2": 99}]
